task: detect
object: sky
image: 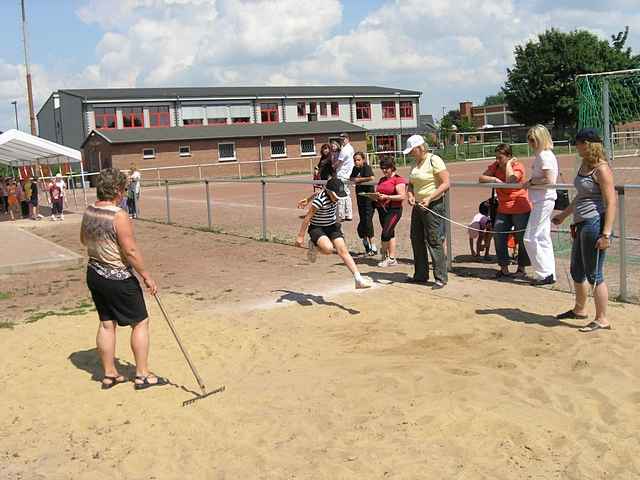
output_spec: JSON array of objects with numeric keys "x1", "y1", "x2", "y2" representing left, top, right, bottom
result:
[{"x1": 1, "y1": 0, "x2": 639, "y2": 133}]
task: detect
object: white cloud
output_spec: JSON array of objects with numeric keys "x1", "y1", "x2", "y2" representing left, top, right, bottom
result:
[{"x1": 2, "y1": 0, "x2": 640, "y2": 131}]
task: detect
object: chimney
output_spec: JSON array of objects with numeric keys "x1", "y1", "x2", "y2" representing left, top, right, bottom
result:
[{"x1": 459, "y1": 101, "x2": 473, "y2": 121}]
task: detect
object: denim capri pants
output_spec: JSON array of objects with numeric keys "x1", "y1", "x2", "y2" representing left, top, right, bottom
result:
[{"x1": 570, "y1": 215, "x2": 606, "y2": 285}]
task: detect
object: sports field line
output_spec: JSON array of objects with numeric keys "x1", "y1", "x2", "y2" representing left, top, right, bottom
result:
[{"x1": 141, "y1": 194, "x2": 301, "y2": 213}]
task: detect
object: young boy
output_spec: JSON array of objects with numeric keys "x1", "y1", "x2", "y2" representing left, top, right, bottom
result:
[{"x1": 296, "y1": 177, "x2": 372, "y2": 289}]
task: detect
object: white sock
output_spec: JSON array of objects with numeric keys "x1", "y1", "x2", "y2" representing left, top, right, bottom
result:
[{"x1": 354, "y1": 272, "x2": 363, "y2": 282}]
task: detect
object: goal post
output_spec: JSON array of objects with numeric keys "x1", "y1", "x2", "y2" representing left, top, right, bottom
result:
[{"x1": 576, "y1": 68, "x2": 640, "y2": 161}]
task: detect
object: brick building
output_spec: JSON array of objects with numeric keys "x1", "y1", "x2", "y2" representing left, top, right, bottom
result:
[
  {"x1": 459, "y1": 101, "x2": 527, "y2": 143},
  {"x1": 81, "y1": 120, "x2": 366, "y2": 180},
  {"x1": 38, "y1": 86, "x2": 421, "y2": 156}
]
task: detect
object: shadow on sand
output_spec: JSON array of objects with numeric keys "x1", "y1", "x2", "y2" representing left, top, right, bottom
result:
[
  {"x1": 274, "y1": 289, "x2": 360, "y2": 315},
  {"x1": 476, "y1": 308, "x2": 582, "y2": 329}
]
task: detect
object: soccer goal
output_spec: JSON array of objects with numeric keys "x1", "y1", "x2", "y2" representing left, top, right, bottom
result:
[{"x1": 576, "y1": 68, "x2": 640, "y2": 161}]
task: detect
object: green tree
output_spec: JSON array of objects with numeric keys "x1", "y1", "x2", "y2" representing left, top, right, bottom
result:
[
  {"x1": 482, "y1": 92, "x2": 506, "y2": 106},
  {"x1": 503, "y1": 27, "x2": 640, "y2": 131}
]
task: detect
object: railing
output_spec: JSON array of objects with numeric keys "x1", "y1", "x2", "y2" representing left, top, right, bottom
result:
[{"x1": 120, "y1": 177, "x2": 638, "y2": 304}]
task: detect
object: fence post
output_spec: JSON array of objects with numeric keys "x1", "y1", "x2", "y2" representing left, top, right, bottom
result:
[
  {"x1": 205, "y1": 180, "x2": 212, "y2": 230},
  {"x1": 275, "y1": 158, "x2": 279, "y2": 177},
  {"x1": 156, "y1": 169, "x2": 161, "y2": 188},
  {"x1": 309, "y1": 157, "x2": 313, "y2": 175},
  {"x1": 164, "y1": 180, "x2": 171, "y2": 224},
  {"x1": 261, "y1": 180, "x2": 267, "y2": 240},
  {"x1": 198, "y1": 165, "x2": 202, "y2": 180},
  {"x1": 238, "y1": 163, "x2": 242, "y2": 180},
  {"x1": 444, "y1": 190, "x2": 453, "y2": 272},
  {"x1": 617, "y1": 187, "x2": 628, "y2": 302},
  {"x1": 527, "y1": 143, "x2": 531, "y2": 157}
]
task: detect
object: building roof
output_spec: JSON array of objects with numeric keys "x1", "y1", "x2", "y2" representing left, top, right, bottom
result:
[
  {"x1": 63, "y1": 85, "x2": 421, "y2": 101},
  {"x1": 418, "y1": 114, "x2": 437, "y2": 131},
  {"x1": 0, "y1": 129, "x2": 82, "y2": 166},
  {"x1": 82, "y1": 121, "x2": 366, "y2": 147}
]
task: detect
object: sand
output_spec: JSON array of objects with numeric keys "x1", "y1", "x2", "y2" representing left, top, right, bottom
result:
[{"x1": 2, "y1": 256, "x2": 640, "y2": 479}]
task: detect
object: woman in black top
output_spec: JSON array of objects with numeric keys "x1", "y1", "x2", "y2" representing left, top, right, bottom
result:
[{"x1": 350, "y1": 151, "x2": 377, "y2": 255}]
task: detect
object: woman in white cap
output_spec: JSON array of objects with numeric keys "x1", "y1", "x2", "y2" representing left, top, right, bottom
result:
[{"x1": 405, "y1": 135, "x2": 450, "y2": 289}]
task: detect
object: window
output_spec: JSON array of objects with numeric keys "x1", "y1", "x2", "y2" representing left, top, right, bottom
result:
[
  {"x1": 297, "y1": 102, "x2": 306, "y2": 117},
  {"x1": 94, "y1": 107, "x2": 116, "y2": 129},
  {"x1": 330, "y1": 102, "x2": 339, "y2": 116},
  {"x1": 231, "y1": 117, "x2": 250, "y2": 123},
  {"x1": 260, "y1": 103, "x2": 279, "y2": 123},
  {"x1": 400, "y1": 101, "x2": 413, "y2": 119},
  {"x1": 122, "y1": 107, "x2": 143, "y2": 128},
  {"x1": 376, "y1": 136, "x2": 396, "y2": 152},
  {"x1": 149, "y1": 106, "x2": 170, "y2": 127},
  {"x1": 218, "y1": 142, "x2": 236, "y2": 161},
  {"x1": 182, "y1": 106, "x2": 205, "y2": 126},
  {"x1": 179, "y1": 145, "x2": 191, "y2": 157},
  {"x1": 382, "y1": 101, "x2": 396, "y2": 119},
  {"x1": 270, "y1": 139, "x2": 287, "y2": 157},
  {"x1": 309, "y1": 102, "x2": 317, "y2": 114},
  {"x1": 143, "y1": 148, "x2": 155, "y2": 159},
  {"x1": 300, "y1": 138, "x2": 316, "y2": 156},
  {"x1": 207, "y1": 118, "x2": 227, "y2": 125},
  {"x1": 356, "y1": 102, "x2": 371, "y2": 120},
  {"x1": 183, "y1": 119, "x2": 204, "y2": 126},
  {"x1": 319, "y1": 102, "x2": 327, "y2": 116}
]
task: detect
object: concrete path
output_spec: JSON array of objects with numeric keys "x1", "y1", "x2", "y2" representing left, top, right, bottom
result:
[{"x1": 0, "y1": 218, "x2": 84, "y2": 274}]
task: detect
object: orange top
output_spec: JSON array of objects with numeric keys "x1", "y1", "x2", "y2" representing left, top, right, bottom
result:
[{"x1": 486, "y1": 161, "x2": 531, "y2": 214}]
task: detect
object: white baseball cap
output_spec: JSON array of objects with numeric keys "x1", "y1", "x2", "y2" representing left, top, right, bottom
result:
[{"x1": 402, "y1": 134, "x2": 426, "y2": 154}]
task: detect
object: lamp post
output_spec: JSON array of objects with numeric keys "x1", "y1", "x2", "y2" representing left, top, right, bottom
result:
[
  {"x1": 395, "y1": 92, "x2": 403, "y2": 157},
  {"x1": 11, "y1": 101, "x2": 19, "y2": 130}
]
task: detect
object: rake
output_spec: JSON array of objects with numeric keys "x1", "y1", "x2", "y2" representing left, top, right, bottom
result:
[{"x1": 154, "y1": 293, "x2": 225, "y2": 406}]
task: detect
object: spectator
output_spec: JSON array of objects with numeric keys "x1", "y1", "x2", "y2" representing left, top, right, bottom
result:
[
  {"x1": 375, "y1": 157, "x2": 407, "y2": 267},
  {"x1": 29, "y1": 177, "x2": 40, "y2": 220},
  {"x1": 335, "y1": 133, "x2": 354, "y2": 222},
  {"x1": 0, "y1": 177, "x2": 8, "y2": 214},
  {"x1": 552, "y1": 129, "x2": 616, "y2": 332},
  {"x1": 49, "y1": 179, "x2": 64, "y2": 221},
  {"x1": 350, "y1": 151, "x2": 377, "y2": 255},
  {"x1": 523, "y1": 125, "x2": 558, "y2": 286},
  {"x1": 81, "y1": 168, "x2": 166, "y2": 389},
  {"x1": 18, "y1": 179, "x2": 29, "y2": 218},
  {"x1": 479, "y1": 144, "x2": 531, "y2": 279},
  {"x1": 7, "y1": 180, "x2": 19, "y2": 221},
  {"x1": 468, "y1": 201, "x2": 492, "y2": 258},
  {"x1": 313, "y1": 144, "x2": 334, "y2": 194},
  {"x1": 406, "y1": 135, "x2": 450, "y2": 289},
  {"x1": 54, "y1": 173, "x2": 66, "y2": 220},
  {"x1": 128, "y1": 166, "x2": 141, "y2": 219}
]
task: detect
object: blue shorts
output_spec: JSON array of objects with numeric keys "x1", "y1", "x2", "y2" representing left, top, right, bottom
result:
[{"x1": 570, "y1": 215, "x2": 606, "y2": 285}]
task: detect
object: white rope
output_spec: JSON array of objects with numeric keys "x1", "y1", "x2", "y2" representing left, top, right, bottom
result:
[{"x1": 417, "y1": 204, "x2": 549, "y2": 234}]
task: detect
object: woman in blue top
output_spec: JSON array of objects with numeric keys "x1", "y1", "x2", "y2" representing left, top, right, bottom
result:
[{"x1": 552, "y1": 129, "x2": 616, "y2": 332}]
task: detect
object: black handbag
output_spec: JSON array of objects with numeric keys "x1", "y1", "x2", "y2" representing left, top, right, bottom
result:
[{"x1": 554, "y1": 173, "x2": 570, "y2": 211}]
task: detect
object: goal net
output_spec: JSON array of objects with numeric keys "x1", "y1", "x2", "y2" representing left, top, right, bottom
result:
[{"x1": 576, "y1": 69, "x2": 640, "y2": 160}]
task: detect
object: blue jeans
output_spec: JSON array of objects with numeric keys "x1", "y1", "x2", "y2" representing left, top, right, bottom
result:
[
  {"x1": 493, "y1": 212, "x2": 531, "y2": 268},
  {"x1": 570, "y1": 215, "x2": 606, "y2": 285}
]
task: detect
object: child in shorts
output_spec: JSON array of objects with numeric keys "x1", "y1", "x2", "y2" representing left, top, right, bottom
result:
[
  {"x1": 468, "y1": 201, "x2": 492, "y2": 258},
  {"x1": 295, "y1": 177, "x2": 372, "y2": 289}
]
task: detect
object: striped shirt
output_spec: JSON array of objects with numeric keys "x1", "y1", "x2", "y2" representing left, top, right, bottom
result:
[{"x1": 311, "y1": 190, "x2": 337, "y2": 226}]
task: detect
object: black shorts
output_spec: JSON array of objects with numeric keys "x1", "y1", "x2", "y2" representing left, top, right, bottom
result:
[
  {"x1": 86, "y1": 267, "x2": 148, "y2": 326},
  {"x1": 377, "y1": 206, "x2": 403, "y2": 242},
  {"x1": 308, "y1": 223, "x2": 344, "y2": 245}
]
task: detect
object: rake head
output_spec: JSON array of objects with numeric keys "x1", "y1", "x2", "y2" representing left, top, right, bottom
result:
[{"x1": 182, "y1": 384, "x2": 226, "y2": 407}]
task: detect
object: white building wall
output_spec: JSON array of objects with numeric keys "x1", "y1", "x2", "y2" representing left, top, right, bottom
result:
[
  {"x1": 85, "y1": 106, "x2": 96, "y2": 133},
  {"x1": 283, "y1": 98, "x2": 353, "y2": 123}
]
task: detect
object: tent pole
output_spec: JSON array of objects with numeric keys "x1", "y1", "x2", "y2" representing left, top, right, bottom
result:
[{"x1": 80, "y1": 158, "x2": 87, "y2": 207}]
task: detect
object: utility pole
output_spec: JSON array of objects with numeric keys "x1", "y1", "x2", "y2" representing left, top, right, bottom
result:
[
  {"x1": 20, "y1": 0, "x2": 37, "y2": 135},
  {"x1": 11, "y1": 101, "x2": 19, "y2": 130}
]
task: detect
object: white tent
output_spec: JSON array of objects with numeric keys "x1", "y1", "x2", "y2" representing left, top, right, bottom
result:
[
  {"x1": 0, "y1": 129, "x2": 81, "y2": 166},
  {"x1": 0, "y1": 129, "x2": 87, "y2": 206}
]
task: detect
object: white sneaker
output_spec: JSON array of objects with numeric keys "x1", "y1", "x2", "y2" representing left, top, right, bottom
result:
[
  {"x1": 355, "y1": 277, "x2": 372, "y2": 289},
  {"x1": 377, "y1": 257, "x2": 398, "y2": 268},
  {"x1": 307, "y1": 239, "x2": 317, "y2": 263},
  {"x1": 50, "y1": 216, "x2": 56, "y2": 221},
  {"x1": 59, "y1": 215, "x2": 64, "y2": 220}
]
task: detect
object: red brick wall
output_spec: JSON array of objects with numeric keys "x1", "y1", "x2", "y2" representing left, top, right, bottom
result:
[{"x1": 85, "y1": 132, "x2": 366, "y2": 180}]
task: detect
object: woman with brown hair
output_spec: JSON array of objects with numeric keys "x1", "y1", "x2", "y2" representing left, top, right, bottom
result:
[
  {"x1": 552, "y1": 129, "x2": 616, "y2": 332},
  {"x1": 81, "y1": 168, "x2": 167, "y2": 389},
  {"x1": 479, "y1": 143, "x2": 531, "y2": 278}
]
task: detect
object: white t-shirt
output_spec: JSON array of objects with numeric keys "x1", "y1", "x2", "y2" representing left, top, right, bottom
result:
[
  {"x1": 529, "y1": 149, "x2": 557, "y2": 203},
  {"x1": 55, "y1": 179, "x2": 66, "y2": 197},
  {"x1": 336, "y1": 143, "x2": 355, "y2": 180},
  {"x1": 130, "y1": 170, "x2": 141, "y2": 195}
]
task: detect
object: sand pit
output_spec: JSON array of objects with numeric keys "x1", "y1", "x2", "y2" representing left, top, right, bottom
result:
[{"x1": 2, "y1": 243, "x2": 640, "y2": 478}]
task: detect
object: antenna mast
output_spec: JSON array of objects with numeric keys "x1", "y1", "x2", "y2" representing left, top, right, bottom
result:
[{"x1": 20, "y1": 0, "x2": 37, "y2": 135}]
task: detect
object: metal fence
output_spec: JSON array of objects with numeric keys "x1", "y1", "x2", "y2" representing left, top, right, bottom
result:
[{"x1": 125, "y1": 177, "x2": 639, "y2": 304}]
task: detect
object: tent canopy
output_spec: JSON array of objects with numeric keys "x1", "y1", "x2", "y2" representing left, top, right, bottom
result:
[{"x1": 0, "y1": 129, "x2": 81, "y2": 167}]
